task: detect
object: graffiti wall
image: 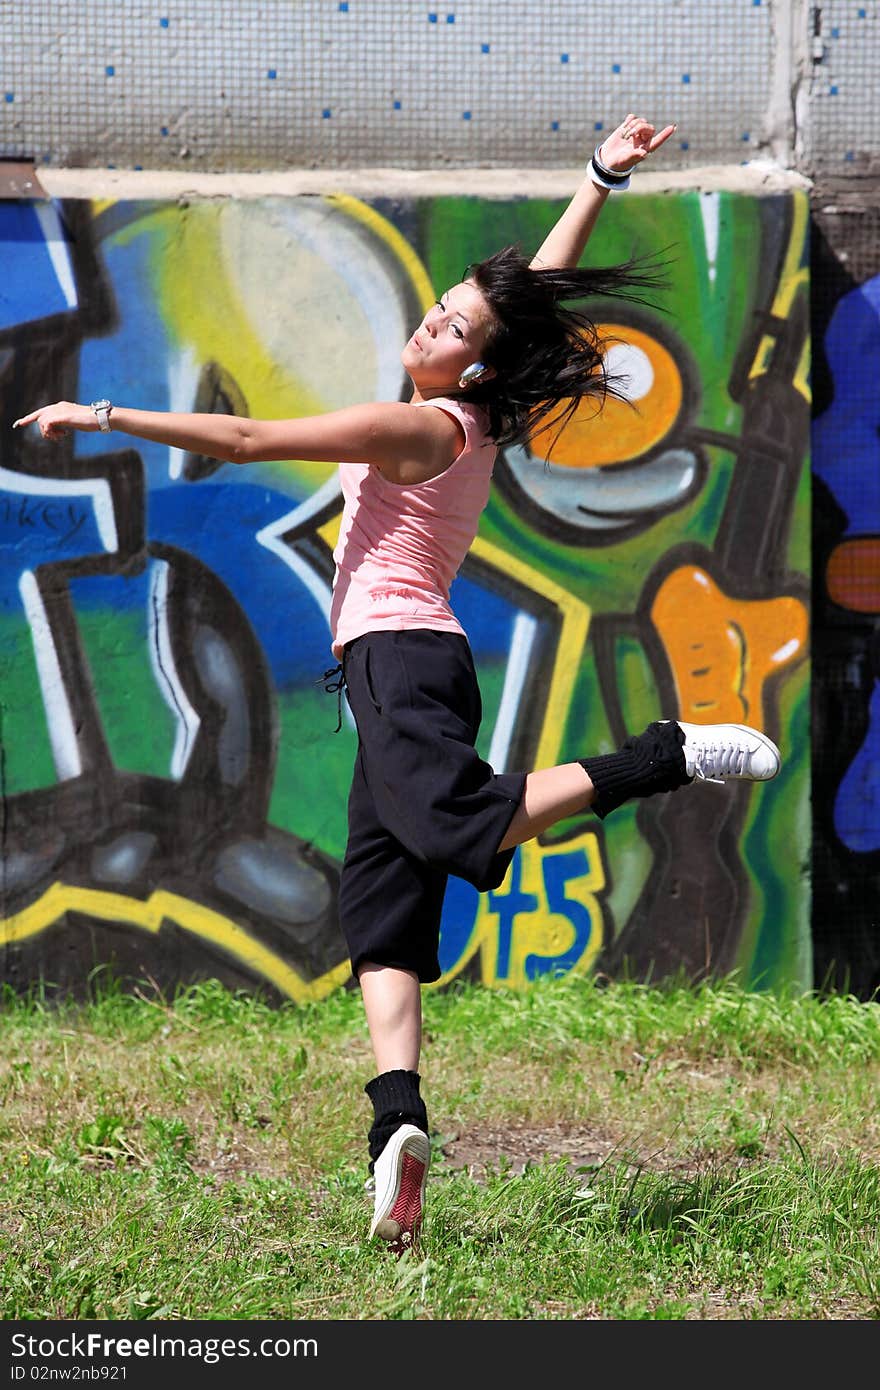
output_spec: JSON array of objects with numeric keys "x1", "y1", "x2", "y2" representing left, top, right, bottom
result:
[
  {"x1": 0, "y1": 188, "x2": 811, "y2": 1002},
  {"x1": 811, "y1": 205, "x2": 880, "y2": 1001}
]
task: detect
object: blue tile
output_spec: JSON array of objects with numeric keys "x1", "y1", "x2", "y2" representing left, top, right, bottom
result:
[
  {"x1": 446, "y1": 12, "x2": 455, "y2": 21},
  {"x1": 830, "y1": 84, "x2": 838, "y2": 94},
  {"x1": 462, "y1": 110, "x2": 472, "y2": 120},
  {"x1": 742, "y1": 131, "x2": 750, "y2": 141},
  {"x1": 393, "y1": 100, "x2": 401, "y2": 109},
  {"x1": 858, "y1": 7, "x2": 866, "y2": 16},
  {"x1": 831, "y1": 26, "x2": 840, "y2": 36},
  {"x1": 160, "y1": 126, "x2": 169, "y2": 136},
  {"x1": 267, "y1": 69, "x2": 277, "y2": 79},
  {"x1": 612, "y1": 63, "x2": 621, "y2": 73},
  {"x1": 594, "y1": 121, "x2": 603, "y2": 130},
  {"x1": 845, "y1": 149, "x2": 854, "y2": 160},
  {"x1": 4, "y1": 92, "x2": 13, "y2": 103},
  {"x1": 159, "y1": 16, "x2": 169, "y2": 27},
  {"x1": 680, "y1": 140, "x2": 689, "y2": 150},
  {"x1": 481, "y1": 42, "x2": 490, "y2": 53},
  {"x1": 551, "y1": 120, "x2": 559, "y2": 131},
  {"x1": 560, "y1": 53, "x2": 569, "y2": 63},
  {"x1": 339, "y1": 1, "x2": 349, "y2": 9},
  {"x1": 682, "y1": 73, "x2": 691, "y2": 84},
  {"x1": 428, "y1": 11, "x2": 437, "y2": 21},
  {"x1": 322, "y1": 108, "x2": 332, "y2": 118},
  {"x1": 105, "y1": 65, "x2": 115, "y2": 77}
]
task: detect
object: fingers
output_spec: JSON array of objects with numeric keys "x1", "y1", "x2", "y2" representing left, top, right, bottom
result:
[
  {"x1": 622, "y1": 115, "x2": 649, "y2": 136},
  {"x1": 12, "y1": 405, "x2": 71, "y2": 440},
  {"x1": 11, "y1": 409, "x2": 41, "y2": 429},
  {"x1": 648, "y1": 123, "x2": 678, "y2": 153},
  {"x1": 612, "y1": 116, "x2": 678, "y2": 168},
  {"x1": 11, "y1": 410, "x2": 53, "y2": 437},
  {"x1": 619, "y1": 116, "x2": 677, "y2": 146}
]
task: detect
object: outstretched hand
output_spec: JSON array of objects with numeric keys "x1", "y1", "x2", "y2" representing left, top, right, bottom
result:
[
  {"x1": 12, "y1": 401, "x2": 97, "y2": 440},
  {"x1": 599, "y1": 114, "x2": 677, "y2": 173}
]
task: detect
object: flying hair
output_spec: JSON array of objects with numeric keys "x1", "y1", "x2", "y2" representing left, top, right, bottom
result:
[{"x1": 458, "y1": 244, "x2": 672, "y2": 455}]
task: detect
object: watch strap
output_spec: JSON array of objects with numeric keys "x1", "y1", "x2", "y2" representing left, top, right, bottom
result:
[{"x1": 91, "y1": 400, "x2": 112, "y2": 432}]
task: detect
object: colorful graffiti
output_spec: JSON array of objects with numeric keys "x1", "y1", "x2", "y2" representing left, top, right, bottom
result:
[
  {"x1": 811, "y1": 219, "x2": 880, "y2": 1000},
  {"x1": 0, "y1": 187, "x2": 811, "y2": 1001}
]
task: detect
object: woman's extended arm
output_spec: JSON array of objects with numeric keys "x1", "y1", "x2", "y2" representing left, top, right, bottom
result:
[
  {"x1": 529, "y1": 112, "x2": 676, "y2": 272},
  {"x1": 12, "y1": 399, "x2": 463, "y2": 484}
]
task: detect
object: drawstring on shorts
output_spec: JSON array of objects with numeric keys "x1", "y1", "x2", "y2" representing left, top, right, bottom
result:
[{"x1": 317, "y1": 662, "x2": 346, "y2": 732}]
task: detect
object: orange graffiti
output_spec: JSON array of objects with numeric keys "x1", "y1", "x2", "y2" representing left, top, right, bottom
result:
[
  {"x1": 529, "y1": 323, "x2": 684, "y2": 467},
  {"x1": 826, "y1": 538, "x2": 880, "y2": 614},
  {"x1": 651, "y1": 566, "x2": 808, "y2": 727}
]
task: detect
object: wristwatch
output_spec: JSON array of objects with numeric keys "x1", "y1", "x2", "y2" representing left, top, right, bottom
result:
[{"x1": 90, "y1": 399, "x2": 112, "y2": 432}]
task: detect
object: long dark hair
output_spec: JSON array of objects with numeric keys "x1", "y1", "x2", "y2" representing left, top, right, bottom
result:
[{"x1": 461, "y1": 244, "x2": 668, "y2": 452}]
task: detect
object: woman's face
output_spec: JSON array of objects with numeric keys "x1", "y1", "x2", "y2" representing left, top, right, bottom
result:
[{"x1": 401, "y1": 279, "x2": 494, "y2": 393}]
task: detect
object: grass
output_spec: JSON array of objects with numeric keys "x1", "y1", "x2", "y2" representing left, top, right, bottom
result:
[{"x1": 1, "y1": 972, "x2": 879, "y2": 1321}]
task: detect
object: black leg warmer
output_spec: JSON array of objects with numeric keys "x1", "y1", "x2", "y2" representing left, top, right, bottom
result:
[
  {"x1": 580, "y1": 720, "x2": 691, "y2": 820},
  {"x1": 365, "y1": 1069, "x2": 429, "y2": 1168}
]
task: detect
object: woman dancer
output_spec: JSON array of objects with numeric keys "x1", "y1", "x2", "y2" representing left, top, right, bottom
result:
[{"x1": 14, "y1": 113, "x2": 781, "y2": 1254}]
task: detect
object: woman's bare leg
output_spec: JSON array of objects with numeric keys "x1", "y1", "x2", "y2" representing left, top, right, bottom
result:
[
  {"x1": 358, "y1": 962, "x2": 422, "y2": 1073},
  {"x1": 498, "y1": 763, "x2": 595, "y2": 852}
]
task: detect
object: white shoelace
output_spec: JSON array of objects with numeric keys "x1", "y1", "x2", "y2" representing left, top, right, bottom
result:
[{"x1": 687, "y1": 739, "x2": 754, "y2": 783}]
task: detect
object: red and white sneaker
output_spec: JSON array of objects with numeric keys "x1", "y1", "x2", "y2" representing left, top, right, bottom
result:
[{"x1": 369, "y1": 1124, "x2": 430, "y2": 1254}]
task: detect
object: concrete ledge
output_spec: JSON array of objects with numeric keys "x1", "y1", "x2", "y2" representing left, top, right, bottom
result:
[{"x1": 37, "y1": 161, "x2": 814, "y2": 201}]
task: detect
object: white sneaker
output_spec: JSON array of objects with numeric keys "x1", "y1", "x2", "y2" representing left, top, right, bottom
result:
[
  {"x1": 369, "y1": 1124, "x2": 430, "y2": 1251},
  {"x1": 673, "y1": 722, "x2": 781, "y2": 784}
]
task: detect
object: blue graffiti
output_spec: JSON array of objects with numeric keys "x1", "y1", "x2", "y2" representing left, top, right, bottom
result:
[
  {"x1": 814, "y1": 275, "x2": 880, "y2": 853},
  {"x1": 0, "y1": 202, "x2": 77, "y2": 328}
]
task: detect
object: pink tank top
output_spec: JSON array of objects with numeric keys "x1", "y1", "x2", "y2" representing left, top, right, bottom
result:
[{"x1": 330, "y1": 398, "x2": 497, "y2": 659}]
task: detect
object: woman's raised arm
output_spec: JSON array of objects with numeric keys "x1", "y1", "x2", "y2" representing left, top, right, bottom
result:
[{"x1": 529, "y1": 112, "x2": 676, "y2": 272}]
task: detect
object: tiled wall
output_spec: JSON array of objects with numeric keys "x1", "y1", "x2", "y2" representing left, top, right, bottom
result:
[
  {"x1": 808, "y1": 0, "x2": 880, "y2": 174},
  {"x1": 2, "y1": 0, "x2": 877, "y2": 174}
]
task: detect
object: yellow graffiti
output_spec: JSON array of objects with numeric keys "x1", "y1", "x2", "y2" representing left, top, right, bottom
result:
[
  {"x1": 327, "y1": 193, "x2": 437, "y2": 316},
  {"x1": 150, "y1": 204, "x2": 327, "y2": 431},
  {"x1": 468, "y1": 536, "x2": 590, "y2": 770},
  {"x1": 502, "y1": 833, "x2": 605, "y2": 986},
  {"x1": 317, "y1": 510, "x2": 343, "y2": 550},
  {"x1": 651, "y1": 565, "x2": 808, "y2": 727},
  {"x1": 0, "y1": 884, "x2": 351, "y2": 1003},
  {"x1": 431, "y1": 832, "x2": 606, "y2": 990},
  {"x1": 529, "y1": 322, "x2": 684, "y2": 467},
  {"x1": 144, "y1": 195, "x2": 436, "y2": 493},
  {"x1": 748, "y1": 191, "x2": 810, "y2": 403}
]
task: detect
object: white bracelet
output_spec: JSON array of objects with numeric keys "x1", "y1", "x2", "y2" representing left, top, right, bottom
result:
[{"x1": 587, "y1": 145, "x2": 631, "y2": 192}]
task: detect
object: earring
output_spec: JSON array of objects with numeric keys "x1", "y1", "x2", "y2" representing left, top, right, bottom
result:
[{"x1": 458, "y1": 362, "x2": 487, "y2": 388}]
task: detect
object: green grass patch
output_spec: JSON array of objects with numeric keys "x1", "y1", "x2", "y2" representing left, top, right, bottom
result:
[{"x1": 1, "y1": 974, "x2": 878, "y2": 1320}]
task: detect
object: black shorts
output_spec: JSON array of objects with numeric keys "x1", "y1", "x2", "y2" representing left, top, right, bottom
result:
[{"x1": 338, "y1": 629, "x2": 526, "y2": 983}]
